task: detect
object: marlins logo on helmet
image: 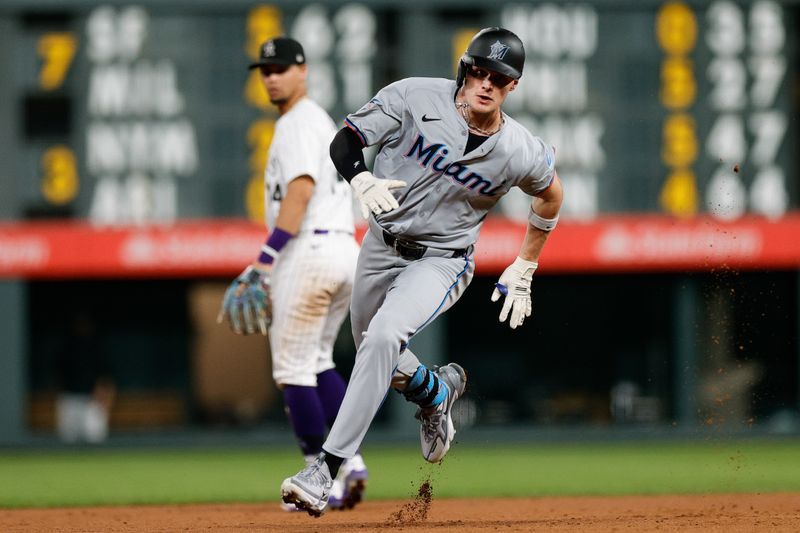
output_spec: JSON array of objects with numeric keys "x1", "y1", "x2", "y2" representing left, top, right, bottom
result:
[{"x1": 488, "y1": 40, "x2": 510, "y2": 60}]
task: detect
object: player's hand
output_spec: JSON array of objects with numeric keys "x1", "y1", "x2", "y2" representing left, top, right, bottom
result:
[
  {"x1": 356, "y1": 199, "x2": 371, "y2": 220},
  {"x1": 350, "y1": 171, "x2": 406, "y2": 218},
  {"x1": 217, "y1": 265, "x2": 272, "y2": 335},
  {"x1": 490, "y1": 256, "x2": 538, "y2": 329}
]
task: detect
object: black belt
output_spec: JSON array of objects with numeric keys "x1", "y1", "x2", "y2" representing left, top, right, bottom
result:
[
  {"x1": 312, "y1": 229, "x2": 354, "y2": 235},
  {"x1": 382, "y1": 230, "x2": 469, "y2": 260}
]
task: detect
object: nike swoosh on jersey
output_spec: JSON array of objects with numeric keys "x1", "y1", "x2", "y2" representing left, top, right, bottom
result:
[{"x1": 421, "y1": 115, "x2": 441, "y2": 122}]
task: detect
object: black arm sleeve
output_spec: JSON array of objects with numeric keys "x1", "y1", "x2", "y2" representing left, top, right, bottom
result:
[{"x1": 329, "y1": 127, "x2": 367, "y2": 182}]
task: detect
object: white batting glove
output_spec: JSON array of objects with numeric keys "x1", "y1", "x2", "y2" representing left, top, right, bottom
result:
[
  {"x1": 350, "y1": 171, "x2": 406, "y2": 218},
  {"x1": 490, "y1": 256, "x2": 538, "y2": 329}
]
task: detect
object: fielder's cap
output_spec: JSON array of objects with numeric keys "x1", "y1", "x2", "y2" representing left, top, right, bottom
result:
[{"x1": 248, "y1": 37, "x2": 306, "y2": 69}]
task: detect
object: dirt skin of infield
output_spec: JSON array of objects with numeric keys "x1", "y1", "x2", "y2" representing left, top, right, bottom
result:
[{"x1": 2, "y1": 493, "x2": 799, "y2": 533}]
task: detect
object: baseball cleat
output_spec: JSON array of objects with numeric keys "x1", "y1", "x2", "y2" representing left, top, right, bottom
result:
[
  {"x1": 328, "y1": 453, "x2": 368, "y2": 510},
  {"x1": 415, "y1": 363, "x2": 467, "y2": 464},
  {"x1": 280, "y1": 454, "x2": 333, "y2": 518}
]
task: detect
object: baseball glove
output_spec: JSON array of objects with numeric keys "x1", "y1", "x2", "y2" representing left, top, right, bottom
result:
[{"x1": 217, "y1": 265, "x2": 272, "y2": 335}]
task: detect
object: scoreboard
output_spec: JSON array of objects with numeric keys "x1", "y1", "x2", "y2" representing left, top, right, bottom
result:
[{"x1": 2, "y1": 0, "x2": 797, "y2": 226}]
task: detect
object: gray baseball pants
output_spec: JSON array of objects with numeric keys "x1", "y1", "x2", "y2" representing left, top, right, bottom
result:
[{"x1": 322, "y1": 219, "x2": 475, "y2": 459}]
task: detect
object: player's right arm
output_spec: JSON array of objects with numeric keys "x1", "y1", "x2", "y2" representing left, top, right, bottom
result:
[
  {"x1": 329, "y1": 128, "x2": 405, "y2": 218},
  {"x1": 329, "y1": 81, "x2": 411, "y2": 216},
  {"x1": 217, "y1": 176, "x2": 314, "y2": 336}
]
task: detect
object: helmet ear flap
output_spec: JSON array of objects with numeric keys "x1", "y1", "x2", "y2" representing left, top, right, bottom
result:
[{"x1": 456, "y1": 58, "x2": 467, "y2": 87}]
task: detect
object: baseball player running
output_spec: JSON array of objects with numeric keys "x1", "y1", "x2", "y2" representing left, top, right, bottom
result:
[
  {"x1": 281, "y1": 27, "x2": 563, "y2": 517},
  {"x1": 218, "y1": 37, "x2": 367, "y2": 511}
]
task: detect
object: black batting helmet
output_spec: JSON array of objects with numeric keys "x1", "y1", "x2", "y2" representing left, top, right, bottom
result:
[{"x1": 456, "y1": 27, "x2": 525, "y2": 87}]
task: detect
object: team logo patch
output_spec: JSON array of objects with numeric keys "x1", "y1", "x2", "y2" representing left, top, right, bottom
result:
[
  {"x1": 262, "y1": 40, "x2": 276, "y2": 57},
  {"x1": 364, "y1": 97, "x2": 382, "y2": 111},
  {"x1": 488, "y1": 40, "x2": 509, "y2": 60}
]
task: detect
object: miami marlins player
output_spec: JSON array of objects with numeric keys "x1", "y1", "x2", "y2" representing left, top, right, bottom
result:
[
  {"x1": 281, "y1": 27, "x2": 563, "y2": 517},
  {"x1": 218, "y1": 36, "x2": 367, "y2": 511}
]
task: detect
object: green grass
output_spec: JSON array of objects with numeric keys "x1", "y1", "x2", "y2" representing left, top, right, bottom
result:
[{"x1": 1, "y1": 440, "x2": 799, "y2": 507}]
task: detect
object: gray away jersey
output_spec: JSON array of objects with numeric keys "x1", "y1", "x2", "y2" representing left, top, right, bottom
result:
[{"x1": 345, "y1": 77, "x2": 555, "y2": 249}]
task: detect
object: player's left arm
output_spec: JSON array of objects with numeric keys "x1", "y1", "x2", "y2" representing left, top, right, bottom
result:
[
  {"x1": 491, "y1": 172, "x2": 563, "y2": 329},
  {"x1": 269, "y1": 175, "x2": 314, "y2": 236},
  {"x1": 218, "y1": 176, "x2": 315, "y2": 335}
]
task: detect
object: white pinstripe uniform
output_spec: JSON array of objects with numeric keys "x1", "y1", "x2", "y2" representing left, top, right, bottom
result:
[{"x1": 265, "y1": 97, "x2": 359, "y2": 387}]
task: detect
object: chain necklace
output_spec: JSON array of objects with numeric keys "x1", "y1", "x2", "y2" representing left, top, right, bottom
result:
[{"x1": 455, "y1": 101, "x2": 503, "y2": 136}]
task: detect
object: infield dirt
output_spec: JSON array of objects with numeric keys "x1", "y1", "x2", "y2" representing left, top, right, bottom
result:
[{"x1": 2, "y1": 493, "x2": 799, "y2": 532}]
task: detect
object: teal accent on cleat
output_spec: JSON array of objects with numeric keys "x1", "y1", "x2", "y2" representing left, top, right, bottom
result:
[{"x1": 415, "y1": 363, "x2": 467, "y2": 463}]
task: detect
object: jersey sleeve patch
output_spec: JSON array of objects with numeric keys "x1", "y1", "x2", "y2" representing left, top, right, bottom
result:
[{"x1": 518, "y1": 138, "x2": 556, "y2": 195}]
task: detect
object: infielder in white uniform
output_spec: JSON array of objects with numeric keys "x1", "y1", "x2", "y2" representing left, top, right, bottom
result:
[
  {"x1": 281, "y1": 27, "x2": 564, "y2": 517},
  {"x1": 218, "y1": 37, "x2": 367, "y2": 511}
]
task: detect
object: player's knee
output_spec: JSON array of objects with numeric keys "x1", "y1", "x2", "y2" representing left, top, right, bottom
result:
[{"x1": 361, "y1": 321, "x2": 404, "y2": 354}]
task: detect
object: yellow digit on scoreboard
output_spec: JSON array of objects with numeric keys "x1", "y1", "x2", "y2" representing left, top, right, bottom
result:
[
  {"x1": 659, "y1": 168, "x2": 698, "y2": 217},
  {"x1": 37, "y1": 32, "x2": 77, "y2": 91},
  {"x1": 40, "y1": 146, "x2": 79, "y2": 205},
  {"x1": 656, "y1": 2, "x2": 697, "y2": 56},
  {"x1": 660, "y1": 57, "x2": 696, "y2": 110},
  {"x1": 661, "y1": 114, "x2": 698, "y2": 168}
]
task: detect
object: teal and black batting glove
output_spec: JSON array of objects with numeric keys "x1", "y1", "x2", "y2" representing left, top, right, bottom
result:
[{"x1": 217, "y1": 265, "x2": 272, "y2": 335}]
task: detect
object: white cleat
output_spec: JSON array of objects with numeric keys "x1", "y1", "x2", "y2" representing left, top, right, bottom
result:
[
  {"x1": 279, "y1": 454, "x2": 317, "y2": 512},
  {"x1": 280, "y1": 454, "x2": 333, "y2": 517}
]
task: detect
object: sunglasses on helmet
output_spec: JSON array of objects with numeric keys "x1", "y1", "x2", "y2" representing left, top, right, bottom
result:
[{"x1": 466, "y1": 66, "x2": 515, "y2": 88}]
